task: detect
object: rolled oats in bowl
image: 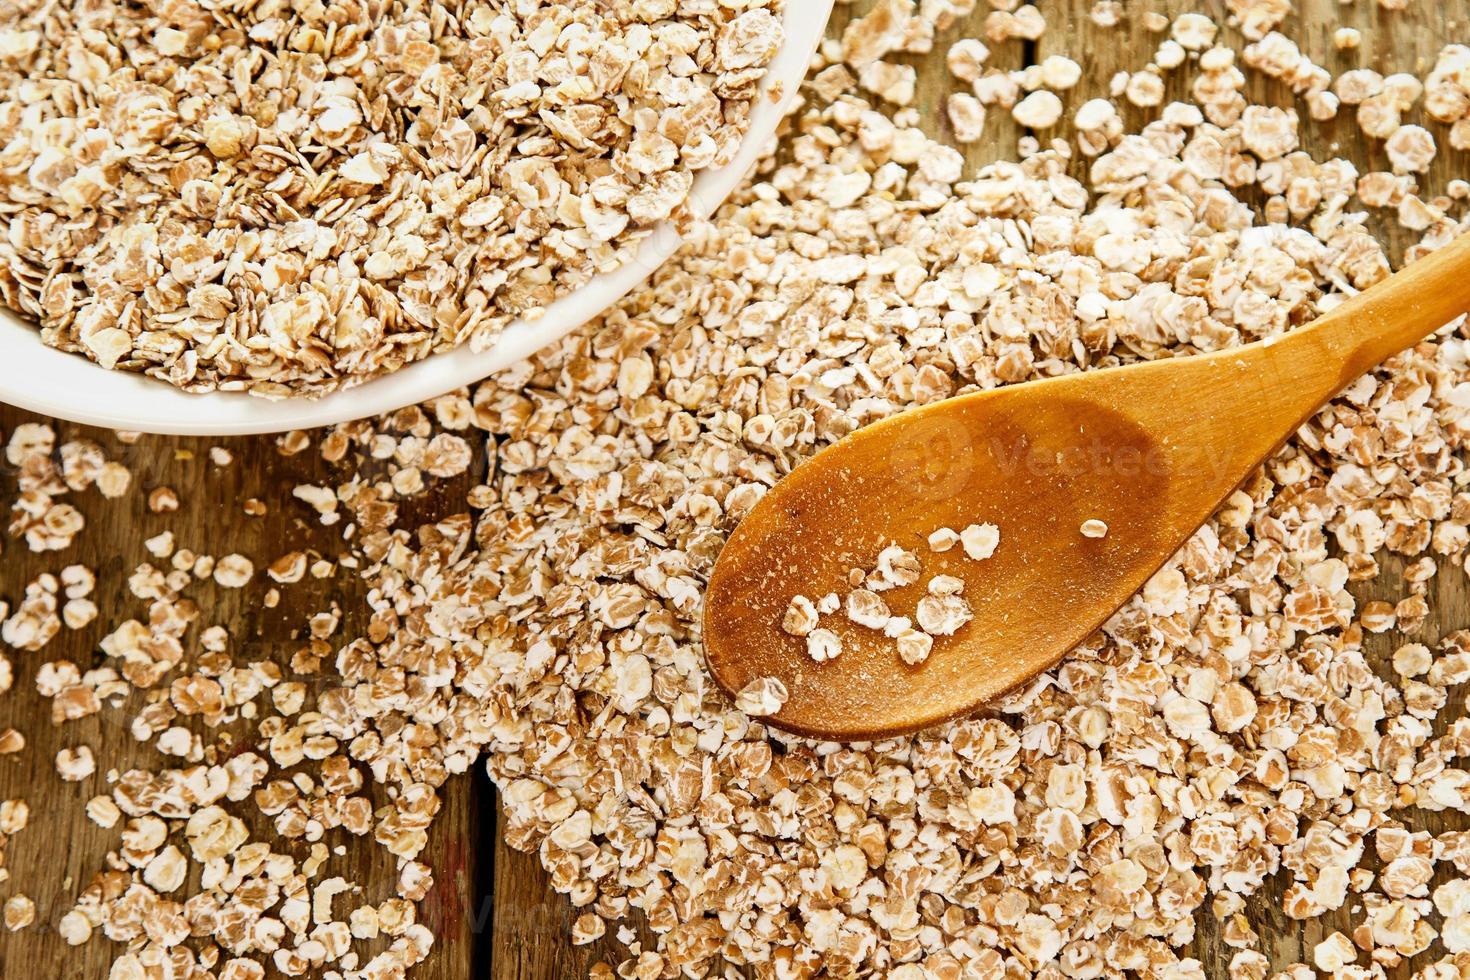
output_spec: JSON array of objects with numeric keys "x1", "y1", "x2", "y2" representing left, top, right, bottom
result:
[{"x1": 0, "y1": 0, "x2": 783, "y2": 396}]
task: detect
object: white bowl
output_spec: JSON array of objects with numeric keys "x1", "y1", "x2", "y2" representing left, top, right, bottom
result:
[{"x1": 0, "y1": 3, "x2": 832, "y2": 436}]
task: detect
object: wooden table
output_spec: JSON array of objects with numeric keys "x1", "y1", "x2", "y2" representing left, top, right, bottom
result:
[{"x1": 0, "y1": 1, "x2": 1464, "y2": 977}]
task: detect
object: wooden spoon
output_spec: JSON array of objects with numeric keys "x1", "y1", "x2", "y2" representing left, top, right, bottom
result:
[{"x1": 703, "y1": 232, "x2": 1470, "y2": 741}]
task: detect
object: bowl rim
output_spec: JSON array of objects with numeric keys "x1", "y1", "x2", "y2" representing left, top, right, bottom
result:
[{"x1": 0, "y1": 2, "x2": 832, "y2": 436}]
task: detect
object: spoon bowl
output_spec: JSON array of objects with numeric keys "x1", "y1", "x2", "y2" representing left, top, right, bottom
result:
[{"x1": 704, "y1": 232, "x2": 1470, "y2": 740}]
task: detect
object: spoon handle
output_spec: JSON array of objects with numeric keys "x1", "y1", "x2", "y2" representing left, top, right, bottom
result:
[{"x1": 1302, "y1": 231, "x2": 1470, "y2": 385}]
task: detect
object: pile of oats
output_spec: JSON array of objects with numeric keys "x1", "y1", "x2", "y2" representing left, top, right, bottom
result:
[
  {"x1": 6, "y1": 2, "x2": 1470, "y2": 979},
  {"x1": 778, "y1": 528, "x2": 994, "y2": 666},
  {"x1": 0, "y1": 0, "x2": 782, "y2": 395}
]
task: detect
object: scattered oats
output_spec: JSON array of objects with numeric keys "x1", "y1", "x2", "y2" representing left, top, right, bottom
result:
[
  {"x1": 55, "y1": 746, "x2": 95, "y2": 781},
  {"x1": 1162, "y1": 695, "x2": 1212, "y2": 738},
  {"x1": 805, "y1": 628, "x2": 843, "y2": 663},
  {"x1": 960, "y1": 523, "x2": 1000, "y2": 561},
  {"x1": 268, "y1": 552, "x2": 309, "y2": 585},
  {"x1": 1384, "y1": 71, "x2": 1424, "y2": 109},
  {"x1": 859, "y1": 60, "x2": 917, "y2": 105},
  {"x1": 1080, "y1": 519, "x2": 1109, "y2": 538},
  {"x1": 1393, "y1": 642, "x2": 1433, "y2": 677},
  {"x1": 5, "y1": 9, "x2": 1470, "y2": 980},
  {"x1": 276, "y1": 431, "x2": 311, "y2": 456},
  {"x1": 1075, "y1": 98, "x2": 1119, "y2": 132},
  {"x1": 85, "y1": 796, "x2": 121, "y2": 829},
  {"x1": 844, "y1": 588, "x2": 892, "y2": 629},
  {"x1": 1012, "y1": 90, "x2": 1064, "y2": 128},
  {"x1": 881, "y1": 616, "x2": 912, "y2": 637},
  {"x1": 986, "y1": 4, "x2": 1046, "y2": 41},
  {"x1": 185, "y1": 806, "x2": 249, "y2": 862},
  {"x1": 1427, "y1": 45, "x2": 1470, "y2": 148},
  {"x1": 1337, "y1": 68, "x2": 1385, "y2": 105},
  {"x1": 1039, "y1": 56, "x2": 1082, "y2": 91},
  {"x1": 293, "y1": 484, "x2": 340, "y2": 523},
  {"x1": 147, "y1": 487, "x2": 178, "y2": 513},
  {"x1": 974, "y1": 71, "x2": 1021, "y2": 109},
  {"x1": 875, "y1": 545, "x2": 922, "y2": 588},
  {"x1": 3, "y1": 895, "x2": 34, "y2": 931},
  {"x1": 1091, "y1": 0, "x2": 1122, "y2": 27},
  {"x1": 1314, "y1": 931, "x2": 1358, "y2": 970},
  {"x1": 1307, "y1": 90, "x2": 1340, "y2": 121},
  {"x1": 349, "y1": 906, "x2": 381, "y2": 941},
  {"x1": 915, "y1": 593, "x2": 973, "y2": 636},
  {"x1": 1142, "y1": 566, "x2": 1189, "y2": 615},
  {"x1": 143, "y1": 845, "x2": 188, "y2": 893},
  {"x1": 946, "y1": 92, "x2": 987, "y2": 143},
  {"x1": 781, "y1": 595, "x2": 819, "y2": 638},
  {"x1": 1230, "y1": 0, "x2": 1291, "y2": 38},
  {"x1": 734, "y1": 676, "x2": 789, "y2": 717},
  {"x1": 213, "y1": 554, "x2": 254, "y2": 589},
  {"x1": 1124, "y1": 70, "x2": 1166, "y2": 107},
  {"x1": 928, "y1": 575, "x2": 966, "y2": 596},
  {"x1": 572, "y1": 913, "x2": 607, "y2": 946},
  {"x1": 1359, "y1": 92, "x2": 1403, "y2": 139},
  {"x1": 1241, "y1": 104, "x2": 1299, "y2": 159},
  {"x1": 1211, "y1": 682, "x2": 1258, "y2": 733},
  {"x1": 92, "y1": 467, "x2": 130, "y2": 505},
  {"x1": 423, "y1": 434, "x2": 472, "y2": 478},
  {"x1": 57, "y1": 909, "x2": 92, "y2": 946},
  {"x1": 841, "y1": 0, "x2": 913, "y2": 68},
  {"x1": 0, "y1": 799, "x2": 27, "y2": 835},
  {"x1": 1173, "y1": 12, "x2": 1219, "y2": 49},
  {"x1": 1155, "y1": 39, "x2": 1187, "y2": 70},
  {"x1": 1386, "y1": 124, "x2": 1437, "y2": 173},
  {"x1": 895, "y1": 629, "x2": 934, "y2": 665},
  {"x1": 61, "y1": 598, "x2": 97, "y2": 630},
  {"x1": 927, "y1": 527, "x2": 960, "y2": 552},
  {"x1": 946, "y1": 38, "x2": 990, "y2": 83}
]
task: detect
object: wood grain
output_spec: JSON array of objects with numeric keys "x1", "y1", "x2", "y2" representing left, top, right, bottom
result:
[{"x1": 0, "y1": 1, "x2": 1465, "y2": 977}]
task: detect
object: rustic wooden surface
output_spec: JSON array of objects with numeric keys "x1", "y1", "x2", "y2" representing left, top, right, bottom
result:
[{"x1": 0, "y1": 1, "x2": 1466, "y2": 977}]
